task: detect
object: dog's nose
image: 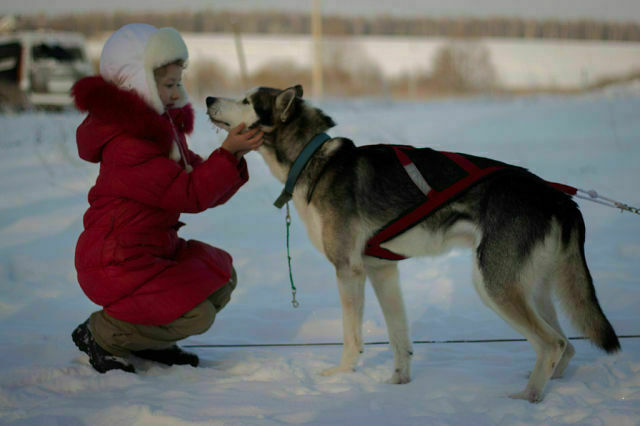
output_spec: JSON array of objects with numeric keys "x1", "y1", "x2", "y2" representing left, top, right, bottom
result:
[{"x1": 206, "y1": 96, "x2": 217, "y2": 107}]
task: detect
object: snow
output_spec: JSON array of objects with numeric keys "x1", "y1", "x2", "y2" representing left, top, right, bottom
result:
[{"x1": 1, "y1": 88, "x2": 640, "y2": 424}]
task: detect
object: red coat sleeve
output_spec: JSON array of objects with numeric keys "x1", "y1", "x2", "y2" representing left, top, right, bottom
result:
[{"x1": 98, "y1": 137, "x2": 248, "y2": 213}]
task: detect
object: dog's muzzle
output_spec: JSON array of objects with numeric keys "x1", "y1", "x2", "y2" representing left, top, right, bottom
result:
[{"x1": 205, "y1": 97, "x2": 230, "y2": 127}]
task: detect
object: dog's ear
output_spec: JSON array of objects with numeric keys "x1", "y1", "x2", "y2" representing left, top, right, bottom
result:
[
  {"x1": 294, "y1": 84, "x2": 303, "y2": 98},
  {"x1": 275, "y1": 86, "x2": 301, "y2": 123}
]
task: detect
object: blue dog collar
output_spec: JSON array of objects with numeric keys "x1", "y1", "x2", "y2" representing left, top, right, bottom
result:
[{"x1": 274, "y1": 132, "x2": 332, "y2": 208}]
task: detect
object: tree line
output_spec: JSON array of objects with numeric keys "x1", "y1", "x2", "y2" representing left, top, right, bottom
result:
[{"x1": 10, "y1": 10, "x2": 640, "y2": 42}]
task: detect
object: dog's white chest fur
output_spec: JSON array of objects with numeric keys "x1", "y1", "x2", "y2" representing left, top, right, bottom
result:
[
  {"x1": 258, "y1": 147, "x2": 326, "y2": 253},
  {"x1": 292, "y1": 193, "x2": 326, "y2": 255},
  {"x1": 258, "y1": 146, "x2": 288, "y2": 183}
]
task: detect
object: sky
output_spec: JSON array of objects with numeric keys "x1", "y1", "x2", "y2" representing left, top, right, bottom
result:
[{"x1": 2, "y1": 0, "x2": 640, "y2": 22}]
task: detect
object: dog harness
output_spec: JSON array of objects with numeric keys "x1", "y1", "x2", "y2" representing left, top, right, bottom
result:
[
  {"x1": 272, "y1": 135, "x2": 578, "y2": 262},
  {"x1": 363, "y1": 145, "x2": 578, "y2": 261}
]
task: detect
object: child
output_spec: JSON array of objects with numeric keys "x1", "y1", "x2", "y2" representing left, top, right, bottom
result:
[{"x1": 70, "y1": 23, "x2": 263, "y2": 373}]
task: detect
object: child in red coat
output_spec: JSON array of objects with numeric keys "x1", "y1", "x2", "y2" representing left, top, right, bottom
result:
[{"x1": 71, "y1": 23, "x2": 262, "y2": 373}]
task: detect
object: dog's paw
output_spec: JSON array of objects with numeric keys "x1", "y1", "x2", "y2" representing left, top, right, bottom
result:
[
  {"x1": 320, "y1": 365, "x2": 355, "y2": 377},
  {"x1": 508, "y1": 388, "x2": 543, "y2": 403},
  {"x1": 386, "y1": 370, "x2": 411, "y2": 384}
]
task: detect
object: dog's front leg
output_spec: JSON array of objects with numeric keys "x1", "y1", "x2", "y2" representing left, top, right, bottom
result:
[
  {"x1": 366, "y1": 261, "x2": 412, "y2": 384},
  {"x1": 320, "y1": 263, "x2": 366, "y2": 377}
]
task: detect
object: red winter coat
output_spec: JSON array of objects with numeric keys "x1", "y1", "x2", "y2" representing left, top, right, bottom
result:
[{"x1": 72, "y1": 76, "x2": 248, "y2": 325}]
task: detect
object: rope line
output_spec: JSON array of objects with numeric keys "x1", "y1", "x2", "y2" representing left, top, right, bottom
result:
[
  {"x1": 576, "y1": 188, "x2": 640, "y2": 215},
  {"x1": 184, "y1": 334, "x2": 640, "y2": 349}
]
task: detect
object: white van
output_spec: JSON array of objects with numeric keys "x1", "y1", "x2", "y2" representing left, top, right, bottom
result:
[{"x1": 0, "y1": 31, "x2": 93, "y2": 109}]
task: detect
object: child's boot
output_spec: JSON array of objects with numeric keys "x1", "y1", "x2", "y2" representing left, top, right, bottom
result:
[
  {"x1": 72, "y1": 320, "x2": 135, "y2": 374},
  {"x1": 133, "y1": 345, "x2": 199, "y2": 367}
]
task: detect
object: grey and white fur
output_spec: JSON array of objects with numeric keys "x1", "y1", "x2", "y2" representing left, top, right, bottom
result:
[{"x1": 206, "y1": 85, "x2": 620, "y2": 403}]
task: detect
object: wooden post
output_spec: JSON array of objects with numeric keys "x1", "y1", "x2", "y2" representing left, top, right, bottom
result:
[
  {"x1": 232, "y1": 21, "x2": 248, "y2": 91},
  {"x1": 311, "y1": 0, "x2": 323, "y2": 99}
]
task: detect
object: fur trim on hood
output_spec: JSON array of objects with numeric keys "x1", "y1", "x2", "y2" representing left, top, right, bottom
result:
[
  {"x1": 72, "y1": 75, "x2": 194, "y2": 163},
  {"x1": 98, "y1": 23, "x2": 189, "y2": 114}
]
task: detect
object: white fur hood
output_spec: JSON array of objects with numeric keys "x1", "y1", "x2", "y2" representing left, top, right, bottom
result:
[{"x1": 99, "y1": 23, "x2": 189, "y2": 114}]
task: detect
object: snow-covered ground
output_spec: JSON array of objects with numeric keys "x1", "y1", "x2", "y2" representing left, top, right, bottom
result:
[{"x1": 1, "y1": 88, "x2": 640, "y2": 424}]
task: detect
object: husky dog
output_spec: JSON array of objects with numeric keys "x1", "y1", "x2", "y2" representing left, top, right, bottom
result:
[{"x1": 206, "y1": 85, "x2": 620, "y2": 403}]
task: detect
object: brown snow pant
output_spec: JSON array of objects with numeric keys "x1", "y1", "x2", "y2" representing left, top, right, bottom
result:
[{"x1": 89, "y1": 269, "x2": 237, "y2": 357}]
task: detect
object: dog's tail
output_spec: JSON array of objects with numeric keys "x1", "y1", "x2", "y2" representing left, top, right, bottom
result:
[{"x1": 555, "y1": 208, "x2": 621, "y2": 353}]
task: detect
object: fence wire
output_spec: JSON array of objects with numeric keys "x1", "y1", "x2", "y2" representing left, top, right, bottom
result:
[{"x1": 184, "y1": 334, "x2": 640, "y2": 349}]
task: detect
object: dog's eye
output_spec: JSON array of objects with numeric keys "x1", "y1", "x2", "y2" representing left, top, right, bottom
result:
[{"x1": 242, "y1": 99, "x2": 249, "y2": 105}]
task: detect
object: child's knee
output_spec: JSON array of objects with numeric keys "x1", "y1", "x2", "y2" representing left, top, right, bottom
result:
[
  {"x1": 229, "y1": 268, "x2": 237, "y2": 291},
  {"x1": 207, "y1": 269, "x2": 237, "y2": 312},
  {"x1": 183, "y1": 300, "x2": 217, "y2": 335}
]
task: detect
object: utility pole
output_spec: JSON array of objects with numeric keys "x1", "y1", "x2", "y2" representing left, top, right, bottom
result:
[
  {"x1": 311, "y1": 0, "x2": 323, "y2": 99},
  {"x1": 232, "y1": 21, "x2": 248, "y2": 91}
]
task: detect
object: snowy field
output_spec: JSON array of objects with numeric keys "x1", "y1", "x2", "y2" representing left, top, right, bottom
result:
[
  {"x1": 90, "y1": 34, "x2": 640, "y2": 89},
  {"x1": 1, "y1": 87, "x2": 640, "y2": 424}
]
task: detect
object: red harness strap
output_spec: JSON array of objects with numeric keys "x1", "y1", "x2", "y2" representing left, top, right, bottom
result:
[
  {"x1": 363, "y1": 147, "x2": 579, "y2": 261},
  {"x1": 545, "y1": 181, "x2": 578, "y2": 196},
  {"x1": 363, "y1": 148, "x2": 507, "y2": 260}
]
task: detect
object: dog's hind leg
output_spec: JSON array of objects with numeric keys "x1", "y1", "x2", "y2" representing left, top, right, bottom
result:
[
  {"x1": 320, "y1": 261, "x2": 366, "y2": 377},
  {"x1": 502, "y1": 298, "x2": 566, "y2": 404},
  {"x1": 534, "y1": 282, "x2": 574, "y2": 379},
  {"x1": 366, "y1": 261, "x2": 412, "y2": 384},
  {"x1": 472, "y1": 251, "x2": 567, "y2": 403}
]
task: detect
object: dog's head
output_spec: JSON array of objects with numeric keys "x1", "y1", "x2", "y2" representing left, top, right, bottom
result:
[
  {"x1": 207, "y1": 85, "x2": 336, "y2": 181},
  {"x1": 206, "y1": 84, "x2": 335, "y2": 140},
  {"x1": 206, "y1": 85, "x2": 305, "y2": 133}
]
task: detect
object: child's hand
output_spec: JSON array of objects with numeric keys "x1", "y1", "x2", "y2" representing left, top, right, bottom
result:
[{"x1": 221, "y1": 123, "x2": 263, "y2": 160}]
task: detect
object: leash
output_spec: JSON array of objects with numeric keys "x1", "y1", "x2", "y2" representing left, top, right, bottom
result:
[
  {"x1": 575, "y1": 188, "x2": 640, "y2": 215},
  {"x1": 285, "y1": 202, "x2": 299, "y2": 308},
  {"x1": 275, "y1": 132, "x2": 333, "y2": 308},
  {"x1": 546, "y1": 181, "x2": 639, "y2": 214}
]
